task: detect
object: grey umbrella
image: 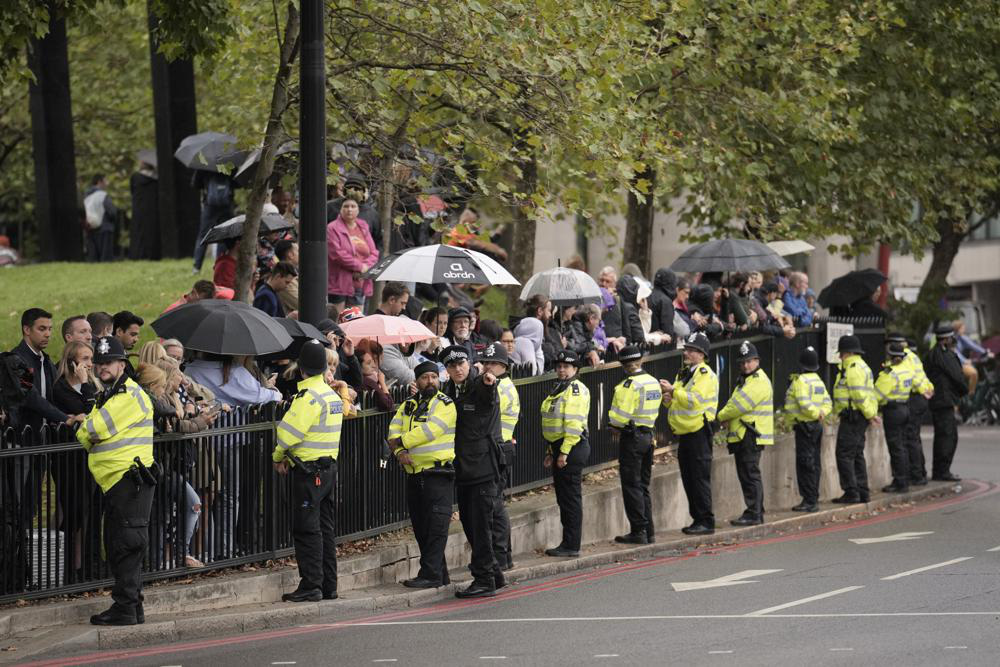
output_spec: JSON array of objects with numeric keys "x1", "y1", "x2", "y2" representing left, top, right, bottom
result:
[
  {"x1": 669, "y1": 239, "x2": 790, "y2": 273},
  {"x1": 174, "y1": 131, "x2": 247, "y2": 173},
  {"x1": 199, "y1": 212, "x2": 294, "y2": 246},
  {"x1": 151, "y1": 299, "x2": 293, "y2": 356},
  {"x1": 233, "y1": 141, "x2": 298, "y2": 186},
  {"x1": 519, "y1": 267, "x2": 603, "y2": 306}
]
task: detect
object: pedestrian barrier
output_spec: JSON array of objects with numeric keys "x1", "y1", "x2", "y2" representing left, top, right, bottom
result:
[{"x1": 0, "y1": 321, "x2": 883, "y2": 603}]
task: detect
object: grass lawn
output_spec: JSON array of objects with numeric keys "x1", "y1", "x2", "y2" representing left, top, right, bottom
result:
[{"x1": 1, "y1": 259, "x2": 201, "y2": 357}]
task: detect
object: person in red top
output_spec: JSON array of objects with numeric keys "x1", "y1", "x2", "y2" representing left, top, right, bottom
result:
[
  {"x1": 213, "y1": 239, "x2": 238, "y2": 288},
  {"x1": 162, "y1": 280, "x2": 234, "y2": 314}
]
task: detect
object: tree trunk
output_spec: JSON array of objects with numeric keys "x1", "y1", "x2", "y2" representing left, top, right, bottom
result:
[
  {"x1": 234, "y1": 2, "x2": 300, "y2": 303},
  {"x1": 913, "y1": 214, "x2": 964, "y2": 333},
  {"x1": 27, "y1": 5, "x2": 81, "y2": 262},
  {"x1": 623, "y1": 166, "x2": 656, "y2": 277},
  {"x1": 371, "y1": 153, "x2": 397, "y2": 310},
  {"x1": 506, "y1": 150, "x2": 538, "y2": 313}
]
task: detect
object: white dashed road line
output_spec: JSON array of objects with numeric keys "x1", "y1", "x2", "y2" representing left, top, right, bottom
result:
[
  {"x1": 881, "y1": 557, "x2": 973, "y2": 581},
  {"x1": 987, "y1": 545, "x2": 1000, "y2": 552},
  {"x1": 708, "y1": 650, "x2": 734, "y2": 654},
  {"x1": 479, "y1": 657, "x2": 507, "y2": 660},
  {"x1": 593, "y1": 655, "x2": 619, "y2": 658},
  {"x1": 944, "y1": 646, "x2": 968, "y2": 650},
  {"x1": 828, "y1": 648, "x2": 854, "y2": 652},
  {"x1": 372, "y1": 661, "x2": 398, "y2": 664},
  {"x1": 745, "y1": 586, "x2": 864, "y2": 616}
]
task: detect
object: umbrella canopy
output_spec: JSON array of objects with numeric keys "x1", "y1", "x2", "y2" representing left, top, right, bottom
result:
[
  {"x1": 519, "y1": 267, "x2": 602, "y2": 306},
  {"x1": 266, "y1": 318, "x2": 331, "y2": 359},
  {"x1": 136, "y1": 148, "x2": 157, "y2": 169},
  {"x1": 174, "y1": 131, "x2": 246, "y2": 173},
  {"x1": 817, "y1": 269, "x2": 887, "y2": 308},
  {"x1": 200, "y1": 212, "x2": 294, "y2": 246},
  {"x1": 365, "y1": 244, "x2": 520, "y2": 286},
  {"x1": 670, "y1": 239, "x2": 791, "y2": 273},
  {"x1": 339, "y1": 314, "x2": 436, "y2": 344},
  {"x1": 767, "y1": 240, "x2": 815, "y2": 256},
  {"x1": 233, "y1": 141, "x2": 298, "y2": 186},
  {"x1": 151, "y1": 299, "x2": 293, "y2": 356}
]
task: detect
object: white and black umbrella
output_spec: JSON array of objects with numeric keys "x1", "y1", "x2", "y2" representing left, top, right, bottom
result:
[
  {"x1": 519, "y1": 267, "x2": 602, "y2": 306},
  {"x1": 365, "y1": 244, "x2": 519, "y2": 286},
  {"x1": 670, "y1": 239, "x2": 790, "y2": 273},
  {"x1": 199, "y1": 212, "x2": 294, "y2": 246}
]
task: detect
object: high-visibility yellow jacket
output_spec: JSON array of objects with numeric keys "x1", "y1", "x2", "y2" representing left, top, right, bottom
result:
[
  {"x1": 541, "y1": 378, "x2": 590, "y2": 455},
  {"x1": 273, "y1": 374, "x2": 344, "y2": 464},
  {"x1": 77, "y1": 377, "x2": 155, "y2": 493},
  {"x1": 783, "y1": 372, "x2": 832, "y2": 424},
  {"x1": 718, "y1": 369, "x2": 774, "y2": 445},
  {"x1": 609, "y1": 371, "x2": 662, "y2": 429},
  {"x1": 833, "y1": 354, "x2": 877, "y2": 419},
  {"x1": 498, "y1": 375, "x2": 520, "y2": 443},
  {"x1": 904, "y1": 348, "x2": 934, "y2": 396},
  {"x1": 388, "y1": 390, "x2": 457, "y2": 474},
  {"x1": 665, "y1": 361, "x2": 719, "y2": 435},
  {"x1": 875, "y1": 361, "x2": 915, "y2": 405}
]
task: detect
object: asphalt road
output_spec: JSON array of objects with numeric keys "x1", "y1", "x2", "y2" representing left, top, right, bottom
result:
[{"x1": 27, "y1": 427, "x2": 1000, "y2": 666}]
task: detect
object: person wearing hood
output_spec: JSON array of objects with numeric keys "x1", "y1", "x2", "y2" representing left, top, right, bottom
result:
[
  {"x1": 566, "y1": 303, "x2": 604, "y2": 367},
  {"x1": 648, "y1": 269, "x2": 677, "y2": 344},
  {"x1": 523, "y1": 295, "x2": 565, "y2": 368},
  {"x1": 513, "y1": 317, "x2": 547, "y2": 373},
  {"x1": 603, "y1": 275, "x2": 645, "y2": 347},
  {"x1": 687, "y1": 283, "x2": 724, "y2": 338}
]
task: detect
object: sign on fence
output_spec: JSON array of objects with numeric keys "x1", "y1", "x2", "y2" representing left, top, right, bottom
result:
[{"x1": 826, "y1": 322, "x2": 854, "y2": 364}]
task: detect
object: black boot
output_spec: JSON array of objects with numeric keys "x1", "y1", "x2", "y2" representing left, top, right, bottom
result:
[
  {"x1": 730, "y1": 515, "x2": 763, "y2": 527},
  {"x1": 544, "y1": 546, "x2": 580, "y2": 557},
  {"x1": 791, "y1": 502, "x2": 818, "y2": 512},
  {"x1": 681, "y1": 524, "x2": 714, "y2": 535},
  {"x1": 614, "y1": 532, "x2": 649, "y2": 545},
  {"x1": 282, "y1": 587, "x2": 322, "y2": 603},
  {"x1": 403, "y1": 577, "x2": 442, "y2": 589},
  {"x1": 455, "y1": 582, "x2": 497, "y2": 599},
  {"x1": 90, "y1": 607, "x2": 137, "y2": 626},
  {"x1": 881, "y1": 483, "x2": 909, "y2": 493},
  {"x1": 831, "y1": 493, "x2": 861, "y2": 504}
]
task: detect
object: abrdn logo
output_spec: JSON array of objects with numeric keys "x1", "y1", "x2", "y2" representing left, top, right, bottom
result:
[{"x1": 443, "y1": 262, "x2": 476, "y2": 279}]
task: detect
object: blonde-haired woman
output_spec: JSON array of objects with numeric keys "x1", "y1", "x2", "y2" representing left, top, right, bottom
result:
[{"x1": 139, "y1": 340, "x2": 168, "y2": 366}]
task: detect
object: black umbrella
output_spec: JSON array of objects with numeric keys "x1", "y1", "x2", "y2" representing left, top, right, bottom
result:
[
  {"x1": 669, "y1": 239, "x2": 791, "y2": 273},
  {"x1": 200, "y1": 212, "x2": 294, "y2": 246},
  {"x1": 174, "y1": 131, "x2": 247, "y2": 173},
  {"x1": 151, "y1": 299, "x2": 293, "y2": 356},
  {"x1": 817, "y1": 269, "x2": 887, "y2": 308},
  {"x1": 272, "y1": 318, "x2": 331, "y2": 358}
]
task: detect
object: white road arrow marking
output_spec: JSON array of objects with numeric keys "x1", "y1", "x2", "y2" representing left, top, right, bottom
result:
[
  {"x1": 671, "y1": 569, "x2": 782, "y2": 592},
  {"x1": 849, "y1": 531, "x2": 934, "y2": 545}
]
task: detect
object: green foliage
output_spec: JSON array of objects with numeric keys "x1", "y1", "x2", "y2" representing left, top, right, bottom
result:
[{"x1": 148, "y1": 0, "x2": 234, "y2": 62}]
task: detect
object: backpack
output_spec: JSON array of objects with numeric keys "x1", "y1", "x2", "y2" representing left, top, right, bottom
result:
[
  {"x1": 205, "y1": 176, "x2": 233, "y2": 207},
  {"x1": 83, "y1": 189, "x2": 107, "y2": 229}
]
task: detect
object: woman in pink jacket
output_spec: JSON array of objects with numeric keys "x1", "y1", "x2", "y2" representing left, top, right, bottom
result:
[{"x1": 327, "y1": 199, "x2": 379, "y2": 310}]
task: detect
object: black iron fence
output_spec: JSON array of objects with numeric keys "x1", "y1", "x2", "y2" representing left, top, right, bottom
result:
[{"x1": 0, "y1": 321, "x2": 883, "y2": 603}]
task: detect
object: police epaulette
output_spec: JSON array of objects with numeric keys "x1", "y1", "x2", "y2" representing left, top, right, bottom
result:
[
  {"x1": 623, "y1": 378, "x2": 633, "y2": 388},
  {"x1": 700, "y1": 367, "x2": 708, "y2": 374},
  {"x1": 437, "y1": 394, "x2": 454, "y2": 404},
  {"x1": 571, "y1": 382, "x2": 580, "y2": 395},
  {"x1": 295, "y1": 390, "x2": 309, "y2": 399}
]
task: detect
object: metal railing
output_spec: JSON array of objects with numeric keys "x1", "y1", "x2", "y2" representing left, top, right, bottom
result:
[{"x1": 0, "y1": 323, "x2": 883, "y2": 602}]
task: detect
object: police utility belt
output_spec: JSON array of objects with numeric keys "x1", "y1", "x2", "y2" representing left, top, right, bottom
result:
[
  {"x1": 417, "y1": 460, "x2": 456, "y2": 478},
  {"x1": 624, "y1": 423, "x2": 653, "y2": 435},
  {"x1": 125, "y1": 456, "x2": 160, "y2": 491},
  {"x1": 839, "y1": 407, "x2": 865, "y2": 421}
]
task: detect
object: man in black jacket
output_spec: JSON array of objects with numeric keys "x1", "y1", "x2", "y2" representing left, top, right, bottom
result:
[
  {"x1": 11, "y1": 308, "x2": 77, "y2": 436},
  {"x1": 923, "y1": 325, "x2": 968, "y2": 481},
  {"x1": 648, "y1": 269, "x2": 677, "y2": 344},
  {"x1": 603, "y1": 275, "x2": 645, "y2": 347},
  {"x1": 441, "y1": 345, "x2": 504, "y2": 599}
]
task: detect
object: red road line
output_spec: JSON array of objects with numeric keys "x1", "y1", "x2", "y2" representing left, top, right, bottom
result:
[{"x1": 23, "y1": 480, "x2": 993, "y2": 667}]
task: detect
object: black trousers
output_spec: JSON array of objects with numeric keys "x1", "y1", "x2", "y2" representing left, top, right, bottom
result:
[
  {"x1": 290, "y1": 462, "x2": 337, "y2": 594},
  {"x1": 618, "y1": 429, "x2": 654, "y2": 537},
  {"x1": 906, "y1": 394, "x2": 929, "y2": 483},
  {"x1": 87, "y1": 228, "x2": 114, "y2": 262},
  {"x1": 883, "y1": 403, "x2": 910, "y2": 487},
  {"x1": 103, "y1": 476, "x2": 155, "y2": 618},
  {"x1": 732, "y1": 435, "x2": 764, "y2": 519},
  {"x1": 552, "y1": 437, "x2": 591, "y2": 551},
  {"x1": 794, "y1": 421, "x2": 823, "y2": 504},
  {"x1": 457, "y1": 480, "x2": 500, "y2": 586},
  {"x1": 406, "y1": 471, "x2": 454, "y2": 584},
  {"x1": 490, "y1": 443, "x2": 515, "y2": 569},
  {"x1": 678, "y1": 427, "x2": 714, "y2": 528},
  {"x1": 836, "y1": 411, "x2": 870, "y2": 499},
  {"x1": 931, "y1": 407, "x2": 959, "y2": 478}
]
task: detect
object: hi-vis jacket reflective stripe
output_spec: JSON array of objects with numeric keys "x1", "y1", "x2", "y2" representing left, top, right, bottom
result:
[
  {"x1": 273, "y1": 374, "x2": 344, "y2": 464},
  {"x1": 718, "y1": 369, "x2": 774, "y2": 445},
  {"x1": 541, "y1": 378, "x2": 590, "y2": 455},
  {"x1": 666, "y1": 361, "x2": 719, "y2": 435},
  {"x1": 875, "y1": 361, "x2": 915, "y2": 405},
  {"x1": 833, "y1": 354, "x2": 878, "y2": 419},
  {"x1": 608, "y1": 371, "x2": 661, "y2": 429},
  {"x1": 498, "y1": 375, "x2": 520, "y2": 443},
  {"x1": 388, "y1": 391, "x2": 457, "y2": 474},
  {"x1": 783, "y1": 372, "x2": 832, "y2": 423},
  {"x1": 76, "y1": 377, "x2": 155, "y2": 493},
  {"x1": 904, "y1": 348, "x2": 934, "y2": 395}
]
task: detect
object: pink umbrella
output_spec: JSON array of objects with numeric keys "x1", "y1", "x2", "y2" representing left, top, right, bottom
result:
[{"x1": 339, "y1": 314, "x2": 435, "y2": 344}]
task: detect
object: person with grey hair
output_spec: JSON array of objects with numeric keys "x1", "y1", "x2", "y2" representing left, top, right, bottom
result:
[
  {"x1": 782, "y1": 271, "x2": 813, "y2": 326},
  {"x1": 566, "y1": 302, "x2": 606, "y2": 366}
]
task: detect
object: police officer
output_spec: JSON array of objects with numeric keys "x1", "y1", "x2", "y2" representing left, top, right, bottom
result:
[
  {"x1": 783, "y1": 346, "x2": 831, "y2": 512},
  {"x1": 924, "y1": 325, "x2": 968, "y2": 481},
  {"x1": 608, "y1": 345, "x2": 661, "y2": 544},
  {"x1": 876, "y1": 342, "x2": 915, "y2": 493},
  {"x1": 717, "y1": 341, "x2": 773, "y2": 526},
  {"x1": 272, "y1": 341, "x2": 343, "y2": 602},
  {"x1": 480, "y1": 343, "x2": 519, "y2": 571},
  {"x1": 77, "y1": 336, "x2": 156, "y2": 626},
  {"x1": 541, "y1": 350, "x2": 591, "y2": 557},
  {"x1": 832, "y1": 335, "x2": 878, "y2": 503},
  {"x1": 387, "y1": 360, "x2": 457, "y2": 589},
  {"x1": 660, "y1": 332, "x2": 718, "y2": 535},
  {"x1": 441, "y1": 345, "x2": 504, "y2": 598},
  {"x1": 885, "y1": 332, "x2": 933, "y2": 485}
]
